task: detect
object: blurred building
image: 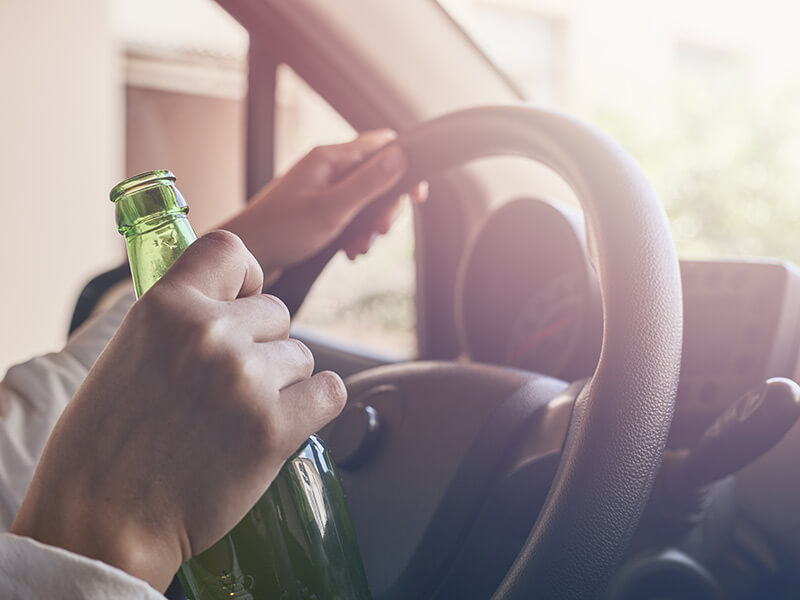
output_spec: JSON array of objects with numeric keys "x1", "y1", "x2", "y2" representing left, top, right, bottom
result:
[
  {"x1": 116, "y1": 0, "x2": 248, "y2": 233},
  {"x1": 0, "y1": 0, "x2": 397, "y2": 374},
  {"x1": 442, "y1": 0, "x2": 800, "y2": 115},
  {"x1": 1, "y1": 0, "x2": 121, "y2": 374},
  {"x1": 3, "y1": 0, "x2": 800, "y2": 373}
]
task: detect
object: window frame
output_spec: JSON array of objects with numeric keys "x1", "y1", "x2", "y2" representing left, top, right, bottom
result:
[
  {"x1": 268, "y1": 64, "x2": 422, "y2": 360},
  {"x1": 227, "y1": 9, "x2": 430, "y2": 359},
  {"x1": 217, "y1": 0, "x2": 510, "y2": 361},
  {"x1": 243, "y1": 40, "x2": 424, "y2": 360},
  {"x1": 245, "y1": 34, "x2": 279, "y2": 198}
]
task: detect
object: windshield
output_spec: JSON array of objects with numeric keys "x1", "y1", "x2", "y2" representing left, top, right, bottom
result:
[{"x1": 439, "y1": 0, "x2": 800, "y2": 263}]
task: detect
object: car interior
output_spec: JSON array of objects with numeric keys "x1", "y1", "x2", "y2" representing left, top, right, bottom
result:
[{"x1": 69, "y1": 1, "x2": 800, "y2": 598}]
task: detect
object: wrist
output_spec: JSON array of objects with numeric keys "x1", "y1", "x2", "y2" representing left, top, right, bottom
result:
[
  {"x1": 11, "y1": 485, "x2": 183, "y2": 592},
  {"x1": 217, "y1": 205, "x2": 288, "y2": 286}
]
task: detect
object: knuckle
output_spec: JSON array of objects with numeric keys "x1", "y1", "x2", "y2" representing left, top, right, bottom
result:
[
  {"x1": 289, "y1": 338, "x2": 315, "y2": 374},
  {"x1": 307, "y1": 145, "x2": 330, "y2": 162},
  {"x1": 261, "y1": 294, "x2": 291, "y2": 333},
  {"x1": 188, "y1": 321, "x2": 248, "y2": 385},
  {"x1": 128, "y1": 284, "x2": 175, "y2": 326},
  {"x1": 242, "y1": 385, "x2": 285, "y2": 454},
  {"x1": 315, "y1": 371, "x2": 347, "y2": 414},
  {"x1": 247, "y1": 408, "x2": 281, "y2": 455},
  {"x1": 217, "y1": 345, "x2": 247, "y2": 380},
  {"x1": 220, "y1": 350, "x2": 264, "y2": 407},
  {"x1": 201, "y1": 229, "x2": 246, "y2": 258},
  {"x1": 192, "y1": 315, "x2": 229, "y2": 352},
  {"x1": 204, "y1": 229, "x2": 242, "y2": 247}
]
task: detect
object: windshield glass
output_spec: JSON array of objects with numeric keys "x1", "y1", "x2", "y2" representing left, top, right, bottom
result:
[{"x1": 439, "y1": 0, "x2": 800, "y2": 262}]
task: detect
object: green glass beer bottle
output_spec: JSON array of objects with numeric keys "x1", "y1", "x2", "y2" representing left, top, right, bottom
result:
[{"x1": 111, "y1": 170, "x2": 373, "y2": 600}]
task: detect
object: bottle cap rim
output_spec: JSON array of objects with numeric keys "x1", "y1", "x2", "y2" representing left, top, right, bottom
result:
[{"x1": 110, "y1": 170, "x2": 175, "y2": 203}]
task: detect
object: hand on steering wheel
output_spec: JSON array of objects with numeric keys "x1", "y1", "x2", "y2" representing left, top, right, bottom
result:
[{"x1": 221, "y1": 129, "x2": 427, "y2": 285}]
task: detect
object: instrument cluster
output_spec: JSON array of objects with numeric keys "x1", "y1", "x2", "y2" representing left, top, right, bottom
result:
[{"x1": 458, "y1": 197, "x2": 800, "y2": 435}]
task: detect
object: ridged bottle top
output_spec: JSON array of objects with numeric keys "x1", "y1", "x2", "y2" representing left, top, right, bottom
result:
[{"x1": 110, "y1": 170, "x2": 188, "y2": 235}]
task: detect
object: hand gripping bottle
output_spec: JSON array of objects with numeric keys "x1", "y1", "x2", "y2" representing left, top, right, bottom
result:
[{"x1": 111, "y1": 170, "x2": 372, "y2": 600}]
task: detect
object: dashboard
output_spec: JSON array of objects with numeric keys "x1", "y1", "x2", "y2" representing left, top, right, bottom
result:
[{"x1": 458, "y1": 197, "x2": 800, "y2": 443}]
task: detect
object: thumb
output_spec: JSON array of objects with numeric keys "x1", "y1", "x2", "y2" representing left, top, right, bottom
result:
[
  {"x1": 161, "y1": 230, "x2": 264, "y2": 301},
  {"x1": 325, "y1": 144, "x2": 407, "y2": 220}
]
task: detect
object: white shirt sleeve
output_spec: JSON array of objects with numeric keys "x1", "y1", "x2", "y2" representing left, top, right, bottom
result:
[
  {"x1": 0, "y1": 533, "x2": 164, "y2": 599},
  {"x1": 0, "y1": 290, "x2": 135, "y2": 531},
  {"x1": 0, "y1": 292, "x2": 162, "y2": 598}
]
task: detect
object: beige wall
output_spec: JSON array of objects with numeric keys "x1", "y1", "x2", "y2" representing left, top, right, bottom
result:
[
  {"x1": 0, "y1": 1, "x2": 123, "y2": 374},
  {"x1": 125, "y1": 86, "x2": 246, "y2": 234}
]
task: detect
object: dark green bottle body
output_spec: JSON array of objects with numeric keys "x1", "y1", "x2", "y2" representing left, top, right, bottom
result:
[
  {"x1": 111, "y1": 171, "x2": 372, "y2": 600},
  {"x1": 178, "y1": 435, "x2": 371, "y2": 600}
]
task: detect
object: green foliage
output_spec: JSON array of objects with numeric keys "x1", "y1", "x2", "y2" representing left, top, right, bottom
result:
[{"x1": 594, "y1": 81, "x2": 800, "y2": 263}]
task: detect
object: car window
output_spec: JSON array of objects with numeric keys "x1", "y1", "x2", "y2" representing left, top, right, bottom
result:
[
  {"x1": 439, "y1": 0, "x2": 800, "y2": 265},
  {"x1": 115, "y1": 0, "x2": 417, "y2": 359},
  {"x1": 276, "y1": 65, "x2": 418, "y2": 358},
  {"x1": 115, "y1": 0, "x2": 249, "y2": 233}
]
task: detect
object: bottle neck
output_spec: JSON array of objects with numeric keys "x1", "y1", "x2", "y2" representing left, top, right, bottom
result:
[{"x1": 125, "y1": 213, "x2": 198, "y2": 298}]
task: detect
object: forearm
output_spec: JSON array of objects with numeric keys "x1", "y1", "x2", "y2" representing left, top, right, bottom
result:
[
  {"x1": 218, "y1": 201, "x2": 285, "y2": 288},
  {"x1": 215, "y1": 130, "x2": 419, "y2": 290},
  {"x1": 0, "y1": 291, "x2": 135, "y2": 531}
]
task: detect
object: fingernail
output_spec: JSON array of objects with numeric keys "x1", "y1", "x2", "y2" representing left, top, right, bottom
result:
[
  {"x1": 365, "y1": 233, "x2": 378, "y2": 253},
  {"x1": 415, "y1": 181, "x2": 429, "y2": 203},
  {"x1": 375, "y1": 129, "x2": 398, "y2": 141},
  {"x1": 381, "y1": 146, "x2": 406, "y2": 174}
]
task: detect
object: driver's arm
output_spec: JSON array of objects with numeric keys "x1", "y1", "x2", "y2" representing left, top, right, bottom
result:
[
  {"x1": 0, "y1": 129, "x2": 422, "y2": 527},
  {"x1": 0, "y1": 290, "x2": 135, "y2": 532},
  {"x1": 0, "y1": 130, "x2": 424, "y2": 593},
  {"x1": 4, "y1": 232, "x2": 347, "y2": 596},
  {"x1": 219, "y1": 128, "x2": 426, "y2": 284},
  {"x1": 0, "y1": 291, "x2": 151, "y2": 598}
]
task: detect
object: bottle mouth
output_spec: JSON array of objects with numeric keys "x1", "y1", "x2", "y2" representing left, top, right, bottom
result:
[
  {"x1": 110, "y1": 170, "x2": 175, "y2": 204},
  {"x1": 111, "y1": 169, "x2": 187, "y2": 235}
]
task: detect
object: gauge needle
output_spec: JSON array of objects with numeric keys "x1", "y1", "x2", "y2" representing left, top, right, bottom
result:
[{"x1": 510, "y1": 316, "x2": 573, "y2": 366}]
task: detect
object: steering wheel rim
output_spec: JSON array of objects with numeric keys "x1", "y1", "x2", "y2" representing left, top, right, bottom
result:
[
  {"x1": 376, "y1": 105, "x2": 682, "y2": 598},
  {"x1": 278, "y1": 104, "x2": 681, "y2": 598}
]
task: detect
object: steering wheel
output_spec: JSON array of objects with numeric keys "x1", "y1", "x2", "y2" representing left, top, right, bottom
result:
[{"x1": 293, "y1": 105, "x2": 683, "y2": 599}]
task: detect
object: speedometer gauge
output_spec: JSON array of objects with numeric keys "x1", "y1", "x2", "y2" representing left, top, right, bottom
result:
[
  {"x1": 506, "y1": 273, "x2": 585, "y2": 376},
  {"x1": 457, "y1": 197, "x2": 602, "y2": 381}
]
